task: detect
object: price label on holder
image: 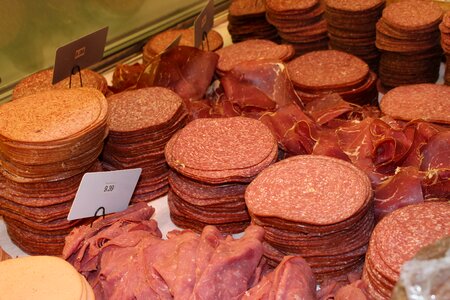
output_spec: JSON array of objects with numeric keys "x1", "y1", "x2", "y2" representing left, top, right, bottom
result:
[
  {"x1": 67, "y1": 168, "x2": 142, "y2": 221},
  {"x1": 194, "y1": 0, "x2": 214, "y2": 49},
  {"x1": 53, "y1": 27, "x2": 108, "y2": 84}
]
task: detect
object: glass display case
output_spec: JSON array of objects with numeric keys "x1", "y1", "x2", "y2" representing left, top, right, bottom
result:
[{"x1": 0, "y1": 0, "x2": 229, "y2": 102}]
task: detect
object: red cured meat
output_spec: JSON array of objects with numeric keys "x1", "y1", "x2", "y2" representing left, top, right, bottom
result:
[
  {"x1": 305, "y1": 93, "x2": 355, "y2": 125},
  {"x1": 110, "y1": 63, "x2": 145, "y2": 93},
  {"x1": 242, "y1": 256, "x2": 317, "y2": 300},
  {"x1": 402, "y1": 121, "x2": 443, "y2": 167},
  {"x1": 419, "y1": 131, "x2": 450, "y2": 199},
  {"x1": 312, "y1": 129, "x2": 350, "y2": 162},
  {"x1": 260, "y1": 103, "x2": 319, "y2": 155},
  {"x1": 374, "y1": 166, "x2": 424, "y2": 220},
  {"x1": 222, "y1": 60, "x2": 302, "y2": 109},
  {"x1": 334, "y1": 280, "x2": 369, "y2": 300},
  {"x1": 190, "y1": 225, "x2": 265, "y2": 299},
  {"x1": 137, "y1": 46, "x2": 219, "y2": 101},
  {"x1": 97, "y1": 231, "x2": 172, "y2": 300},
  {"x1": 420, "y1": 131, "x2": 450, "y2": 171}
]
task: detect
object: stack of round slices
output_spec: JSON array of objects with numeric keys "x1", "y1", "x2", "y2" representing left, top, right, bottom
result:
[
  {"x1": 325, "y1": 0, "x2": 385, "y2": 72},
  {"x1": 245, "y1": 155, "x2": 374, "y2": 282},
  {"x1": 102, "y1": 87, "x2": 188, "y2": 203},
  {"x1": 287, "y1": 50, "x2": 378, "y2": 104},
  {"x1": 12, "y1": 68, "x2": 108, "y2": 99},
  {"x1": 376, "y1": 0, "x2": 443, "y2": 89},
  {"x1": 227, "y1": 0, "x2": 279, "y2": 43},
  {"x1": 165, "y1": 116, "x2": 278, "y2": 234},
  {"x1": 439, "y1": 10, "x2": 450, "y2": 85},
  {"x1": 380, "y1": 83, "x2": 450, "y2": 125},
  {"x1": 265, "y1": 0, "x2": 328, "y2": 56},
  {"x1": 363, "y1": 201, "x2": 450, "y2": 299},
  {"x1": 0, "y1": 88, "x2": 108, "y2": 255},
  {"x1": 214, "y1": 39, "x2": 295, "y2": 75},
  {"x1": 0, "y1": 256, "x2": 95, "y2": 300},
  {"x1": 142, "y1": 28, "x2": 224, "y2": 63}
]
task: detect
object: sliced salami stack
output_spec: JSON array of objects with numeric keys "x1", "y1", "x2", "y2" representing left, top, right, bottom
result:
[
  {"x1": 227, "y1": 0, "x2": 279, "y2": 43},
  {"x1": 325, "y1": 0, "x2": 385, "y2": 72},
  {"x1": 376, "y1": 0, "x2": 443, "y2": 89},
  {"x1": 142, "y1": 28, "x2": 223, "y2": 63},
  {"x1": 165, "y1": 116, "x2": 278, "y2": 234},
  {"x1": 102, "y1": 87, "x2": 188, "y2": 203},
  {"x1": 287, "y1": 50, "x2": 378, "y2": 104},
  {"x1": 245, "y1": 155, "x2": 374, "y2": 282},
  {"x1": 265, "y1": 0, "x2": 329, "y2": 56},
  {"x1": 439, "y1": 11, "x2": 450, "y2": 85},
  {"x1": 363, "y1": 201, "x2": 450, "y2": 299},
  {"x1": 380, "y1": 83, "x2": 450, "y2": 125},
  {"x1": 0, "y1": 88, "x2": 108, "y2": 255},
  {"x1": 214, "y1": 39, "x2": 295, "y2": 75},
  {"x1": 12, "y1": 68, "x2": 108, "y2": 99}
]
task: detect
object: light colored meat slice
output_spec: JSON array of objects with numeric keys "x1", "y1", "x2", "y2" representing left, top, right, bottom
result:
[
  {"x1": 190, "y1": 225, "x2": 265, "y2": 300},
  {"x1": 242, "y1": 255, "x2": 317, "y2": 300}
]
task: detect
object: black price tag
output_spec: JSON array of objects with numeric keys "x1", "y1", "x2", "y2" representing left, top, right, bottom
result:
[
  {"x1": 52, "y1": 27, "x2": 108, "y2": 84},
  {"x1": 194, "y1": 0, "x2": 214, "y2": 49}
]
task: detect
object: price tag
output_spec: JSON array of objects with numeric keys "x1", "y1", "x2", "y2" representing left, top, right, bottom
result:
[
  {"x1": 67, "y1": 168, "x2": 141, "y2": 221},
  {"x1": 194, "y1": 0, "x2": 214, "y2": 48},
  {"x1": 53, "y1": 27, "x2": 108, "y2": 84}
]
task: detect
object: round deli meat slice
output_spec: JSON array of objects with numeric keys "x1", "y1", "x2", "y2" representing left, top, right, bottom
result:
[
  {"x1": 381, "y1": 0, "x2": 443, "y2": 31},
  {"x1": 245, "y1": 155, "x2": 372, "y2": 225},
  {"x1": 215, "y1": 39, "x2": 294, "y2": 74},
  {"x1": 165, "y1": 116, "x2": 277, "y2": 174},
  {"x1": 0, "y1": 88, "x2": 106, "y2": 143},
  {"x1": 12, "y1": 68, "x2": 107, "y2": 99},
  {"x1": 363, "y1": 201, "x2": 450, "y2": 299},
  {"x1": 380, "y1": 83, "x2": 450, "y2": 124},
  {"x1": 107, "y1": 87, "x2": 184, "y2": 133},
  {"x1": 287, "y1": 50, "x2": 369, "y2": 91}
]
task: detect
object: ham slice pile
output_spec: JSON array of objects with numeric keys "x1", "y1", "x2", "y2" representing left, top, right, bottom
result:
[{"x1": 63, "y1": 203, "x2": 318, "y2": 300}]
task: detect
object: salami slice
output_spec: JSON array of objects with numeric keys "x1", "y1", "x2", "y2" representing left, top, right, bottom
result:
[
  {"x1": 12, "y1": 68, "x2": 108, "y2": 99},
  {"x1": 376, "y1": 0, "x2": 443, "y2": 88},
  {"x1": 380, "y1": 84, "x2": 450, "y2": 124},
  {"x1": 363, "y1": 201, "x2": 450, "y2": 299},
  {"x1": 245, "y1": 155, "x2": 374, "y2": 282},
  {"x1": 265, "y1": 0, "x2": 328, "y2": 56},
  {"x1": 102, "y1": 87, "x2": 187, "y2": 203},
  {"x1": 0, "y1": 88, "x2": 108, "y2": 255},
  {"x1": 165, "y1": 116, "x2": 277, "y2": 234}
]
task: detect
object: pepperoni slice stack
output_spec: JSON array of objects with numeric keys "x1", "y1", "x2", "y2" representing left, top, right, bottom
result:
[
  {"x1": 265, "y1": 0, "x2": 328, "y2": 56},
  {"x1": 363, "y1": 201, "x2": 450, "y2": 299},
  {"x1": 287, "y1": 50, "x2": 378, "y2": 104},
  {"x1": 0, "y1": 88, "x2": 109, "y2": 255},
  {"x1": 439, "y1": 11, "x2": 450, "y2": 85},
  {"x1": 376, "y1": 0, "x2": 443, "y2": 89},
  {"x1": 380, "y1": 83, "x2": 450, "y2": 125},
  {"x1": 102, "y1": 87, "x2": 188, "y2": 203},
  {"x1": 245, "y1": 155, "x2": 374, "y2": 282},
  {"x1": 214, "y1": 39, "x2": 295, "y2": 75},
  {"x1": 325, "y1": 0, "x2": 385, "y2": 72},
  {"x1": 227, "y1": 0, "x2": 279, "y2": 43},
  {"x1": 165, "y1": 116, "x2": 278, "y2": 234},
  {"x1": 12, "y1": 68, "x2": 108, "y2": 99},
  {"x1": 142, "y1": 28, "x2": 224, "y2": 63}
]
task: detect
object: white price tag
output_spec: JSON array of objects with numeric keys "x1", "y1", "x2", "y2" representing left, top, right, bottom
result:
[{"x1": 67, "y1": 168, "x2": 142, "y2": 221}]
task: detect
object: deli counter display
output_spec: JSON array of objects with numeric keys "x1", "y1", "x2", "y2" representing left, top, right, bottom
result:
[{"x1": 0, "y1": 1, "x2": 449, "y2": 300}]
